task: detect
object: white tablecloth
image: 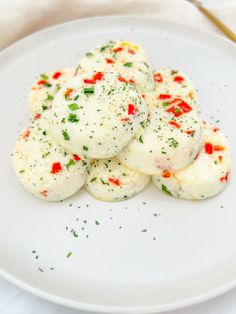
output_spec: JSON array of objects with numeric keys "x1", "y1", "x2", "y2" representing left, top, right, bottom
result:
[{"x1": 0, "y1": 0, "x2": 236, "y2": 313}]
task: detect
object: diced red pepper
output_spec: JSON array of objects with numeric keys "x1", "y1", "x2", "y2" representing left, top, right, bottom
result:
[
  {"x1": 38, "y1": 80, "x2": 47, "y2": 85},
  {"x1": 169, "y1": 121, "x2": 181, "y2": 128},
  {"x1": 93, "y1": 72, "x2": 104, "y2": 81},
  {"x1": 218, "y1": 155, "x2": 223, "y2": 163},
  {"x1": 128, "y1": 104, "x2": 136, "y2": 115},
  {"x1": 205, "y1": 143, "x2": 213, "y2": 154},
  {"x1": 40, "y1": 190, "x2": 48, "y2": 197},
  {"x1": 220, "y1": 172, "x2": 229, "y2": 182},
  {"x1": 108, "y1": 177, "x2": 121, "y2": 186},
  {"x1": 51, "y1": 162, "x2": 62, "y2": 174},
  {"x1": 73, "y1": 154, "x2": 81, "y2": 161},
  {"x1": 121, "y1": 117, "x2": 130, "y2": 122},
  {"x1": 34, "y1": 113, "x2": 41, "y2": 120},
  {"x1": 162, "y1": 170, "x2": 171, "y2": 178},
  {"x1": 158, "y1": 94, "x2": 171, "y2": 99},
  {"x1": 214, "y1": 145, "x2": 225, "y2": 151},
  {"x1": 65, "y1": 88, "x2": 74, "y2": 98},
  {"x1": 173, "y1": 76, "x2": 184, "y2": 83},
  {"x1": 129, "y1": 79, "x2": 135, "y2": 84},
  {"x1": 142, "y1": 94, "x2": 145, "y2": 98},
  {"x1": 53, "y1": 71, "x2": 62, "y2": 79},
  {"x1": 118, "y1": 77, "x2": 127, "y2": 83},
  {"x1": 212, "y1": 127, "x2": 219, "y2": 132},
  {"x1": 128, "y1": 48, "x2": 135, "y2": 54},
  {"x1": 83, "y1": 79, "x2": 94, "y2": 84},
  {"x1": 178, "y1": 100, "x2": 192, "y2": 113},
  {"x1": 186, "y1": 130, "x2": 195, "y2": 136},
  {"x1": 166, "y1": 106, "x2": 182, "y2": 118},
  {"x1": 23, "y1": 129, "x2": 30, "y2": 139},
  {"x1": 113, "y1": 47, "x2": 123, "y2": 53},
  {"x1": 153, "y1": 73, "x2": 163, "y2": 83},
  {"x1": 106, "y1": 58, "x2": 115, "y2": 64}
]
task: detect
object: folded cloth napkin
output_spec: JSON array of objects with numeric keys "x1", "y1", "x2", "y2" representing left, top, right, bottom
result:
[{"x1": 0, "y1": 0, "x2": 236, "y2": 313}]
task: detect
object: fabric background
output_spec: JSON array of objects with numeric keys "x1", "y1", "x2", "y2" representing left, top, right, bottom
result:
[{"x1": 0, "y1": 0, "x2": 236, "y2": 313}]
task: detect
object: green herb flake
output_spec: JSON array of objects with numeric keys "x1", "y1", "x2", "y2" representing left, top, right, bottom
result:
[
  {"x1": 19, "y1": 170, "x2": 25, "y2": 174},
  {"x1": 61, "y1": 117, "x2": 66, "y2": 123},
  {"x1": 174, "y1": 108, "x2": 181, "y2": 114},
  {"x1": 162, "y1": 102, "x2": 169, "y2": 107},
  {"x1": 83, "y1": 146, "x2": 88, "y2": 151},
  {"x1": 90, "y1": 177, "x2": 97, "y2": 182},
  {"x1": 47, "y1": 94, "x2": 54, "y2": 101},
  {"x1": 100, "y1": 45, "x2": 109, "y2": 52},
  {"x1": 85, "y1": 52, "x2": 93, "y2": 57},
  {"x1": 74, "y1": 95, "x2": 80, "y2": 101},
  {"x1": 170, "y1": 138, "x2": 178, "y2": 148},
  {"x1": 139, "y1": 135, "x2": 144, "y2": 143},
  {"x1": 84, "y1": 87, "x2": 94, "y2": 95},
  {"x1": 68, "y1": 103, "x2": 79, "y2": 111},
  {"x1": 123, "y1": 62, "x2": 133, "y2": 67},
  {"x1": 44, "y1": 82, "x2": 52, "y2": 88},
  {"x1": 62, "y1": 130, "x2": 70, "y2": 141},
  {"x1": 66, "y1": 159, "x2": 76, "y2": 169},
  {"x1": 141, "y1": 229, "x2": 147, "y2": 233},
  {"x1": 66, "y1": 251, "x2": 72, "y2": 258},
  {"x1": 68, "y1": 113, "x2": 79, "y2": 123},
  {"x1": 38, "y1": 267, "x2": 44, "y2": 272},
  {"x1": 161, "y1": 184, "x2": 172, "y2": 196},
  {"x1": 42, "y1": 130, "x2": 47, "y2": 136},
  {"x1": 42, "y1": 105, "x2": 48, "y2": 111},
  {"x1": 95, "y1": 220, "x2": 100, "y2": 226},
  {"x1": 40, "y1": 73, "x2": 48, "y2": 80}
]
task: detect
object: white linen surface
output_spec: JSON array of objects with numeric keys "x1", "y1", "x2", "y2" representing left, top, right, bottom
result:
[{"x1": 0, "y1": 0, "x2": 236, "y2": 313}]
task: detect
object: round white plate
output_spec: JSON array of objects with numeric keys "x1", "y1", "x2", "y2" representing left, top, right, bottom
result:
[{"x1": 0, "y1": 16, "x2": 235, "y2": 314}]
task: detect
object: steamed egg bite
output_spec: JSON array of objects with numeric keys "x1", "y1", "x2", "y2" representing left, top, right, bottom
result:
[
  {"x1": 28, "y1": 68, "x2": 75, "y2": 118},
  {"x1": 77, "y1": 40, "x2": 154, "y2": 93},
  {"x1": 12, "y1": 112, "x2": 88, "y2": 201},
  {"x1": 85, "y1": 157, "x2": 150, "y2": 201},
  {"x1": 152, "y1": 122, "x2": 231, "y2": 200},
  {"x1": 119, "y1": 92, "x2": 203, "y2": 175}
]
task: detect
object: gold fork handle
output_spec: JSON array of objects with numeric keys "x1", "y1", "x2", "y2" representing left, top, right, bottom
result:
[{"x1": 196, "y1": 5, "x2": 236, "y2": 43}]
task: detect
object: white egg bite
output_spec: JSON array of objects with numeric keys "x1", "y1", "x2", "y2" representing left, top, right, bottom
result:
[
  {"x1": 153, "y1": 68, "x2": 198, "y2": 110},
  {"x1": 76, "y1": 40, "x2": 154, "y2": 93},
  {"x1": 50, "y1": 70, "x2": 148, "y2": 159},
  {"x1": 28, "y1": 68, "x2": 75, "y2": 119},
  {"x1": 12, "y1": 112, "x2": 88, "y2": 202},
  {"x1": 152, "y1": 122, "x2": 231, "y2": 200},
  {"x1": 119, "y1": 92, "x2": 203, "y2": 175},
  {"x1": 85, "y1": 157, "x2": 150, "y2": 201}
]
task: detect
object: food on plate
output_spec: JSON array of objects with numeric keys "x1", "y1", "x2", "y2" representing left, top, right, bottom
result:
[
  {"x1": 152, "y1": 122, "x2": 231, "y2": 199},
  {"x1": 85, "y1": 157, "x2": 150, "y2": 201},
  {"x1": 28, "y1": 68, "x2": 75, "y2": 118},
  {"x1": 50, "y1": 70, "x2": 147, "y2": 159},
  {"x1": 77, "y1": 40, "x2": 154, "y2": 93},
  {"x1": 12, "y1": 112, "x2": 88, "y2": 201},
  {"x1": 119, "y1": 92, "x2": 202, "y2": 175},
  {"x1": 153, "y1": 68, "x2": 198, "y2": 110},
  {"x1": 12, "y1": 39, "x2": 231, "y2": 202}
]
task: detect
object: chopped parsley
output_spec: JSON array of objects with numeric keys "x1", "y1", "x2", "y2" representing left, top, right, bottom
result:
[
  {"x1": 85, "y1": 52, "x2": 93, "y2": 57},
  {"x1": 95, "y1": 220, "x2": 100, "y2": 225},
  {"x1": 68, "y1": 103, "x2": 79, "y2": 111},
  {"x1": 74, "y1": 95, "x2": 79, "y2": 101},
  {"x1": 139, "y1": 135, "x2": 144, "y2": 143},
  {"x1": 42, "y1": 105, "x2": 48, "y2": 111},
  {"x1": 84, "y1": 87, "x2": 94, "y2": 95},
  {"x1": 83, "y1": 146, "x2": 88, "y2": 151},
  {"x1": 66, "y1": 251, "x2": 72, "y2": 258},
  {"x1": 123, "y1": 62, "x2": 133, "y2": 67},
  {"x1": 62, "y1": 130, "x2": 70, "y2": 141},
  {"x1": 90, "y1": 177, "x2": 97, "y2": 182},
  {"x1": 174, "y1": 108, "x2": 181, "y2": 114},
  {"x1": 44, "y1": 82, "x2": 52, "y2": 88},
  {"x1": 68, "y1": 113, "x2": 79, "y2": 123},
  {"x1": 100, "y1": 45, "x2": 109, "y2": 52},
  {"x1": 162, "y1": 102, "x2": 169, "y2": 107},
  {"x1": 40, "y1": 73, "x2": 48, "y2": 80},
  {"x1": 161, "y1": 184, "x2": 172, "y2": 196},
  {"x1": 66, "y1": 159, "x2": 75, "y2": 169},
  {"x1": 47, "y1": 94, "x2": 54, "y2": 101},
  {"x1": 170, "y1": 138, "x2": 178, "y2": 148},
  {"x1": 19, "y1": 170, "x2": 25, "y2": 174},
  {"x1": 61, "y1": 117, "x2": 66, "y2": 123}
]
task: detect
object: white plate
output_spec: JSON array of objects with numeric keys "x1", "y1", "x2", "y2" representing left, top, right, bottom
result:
[{"x1": 0, "y1": 16, "x2": 235, "y2": 314}]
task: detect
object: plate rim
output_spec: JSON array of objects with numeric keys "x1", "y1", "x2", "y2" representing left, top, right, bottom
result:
[{"x1": 1, "y1": 15, "x2": 236, "y2": 313}]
